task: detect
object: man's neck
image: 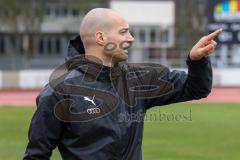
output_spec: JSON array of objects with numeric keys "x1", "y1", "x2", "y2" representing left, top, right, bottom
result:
[{"x1": 85, "y1": 53, "x2": 115, "y2": 67}]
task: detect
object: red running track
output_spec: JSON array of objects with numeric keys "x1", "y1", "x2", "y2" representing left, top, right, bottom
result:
[{"x1": 0, "y1": 88, "x2": 239, "y2": 106}]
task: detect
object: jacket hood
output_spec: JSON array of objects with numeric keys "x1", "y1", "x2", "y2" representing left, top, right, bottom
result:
[
  {"x1": 64, "y1": 35, "x2": 122, "y2": 77},
  {"x1": 65, "y1": 35, "x2": 85, "y2": 62},
  {"x1": 64, "y1": 35, "x2": 124, "y2": 78}
]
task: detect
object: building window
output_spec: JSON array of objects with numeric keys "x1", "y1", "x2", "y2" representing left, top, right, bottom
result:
[
  {"x1": 46, "y1": 6, "x2": 81, "y2": 17},
  {"x1": 72, "y1": 9, "x2": 79, "y2": 16},
  {"x1": 131, "y1": 26, "x2": 171, "y2": 45},
  {"x1": 19, "y1": 36, "x2": 24, "y2": 54},
  {"x1": 47, "y1": 38, "x2": 52, "y2": 54},
  {"x1": 139, "y1": 29, "x2": 146, "y2": 43},
  {"x1": 37, "y1": 36, "x2": 63, "y2": 55},
  {"x1": 39, "y1": 39, "x2": 44, "y2": 54},
  {"x1": 55, "y1": 38, "x2": 61, "y2": 54},
  {"x1": 150, "y1": 28, "x2": 156, "y2": 43},
  {"x1": 46, "y1": 7, "x2": 51, "y2": 16},
  {"x1": 55, "y1": 7, "x2": 61, "y2": 17},
  {"x1": 63, "y1": 8, "x2": 68, "y2": 16},
  {"x1": 0, "y1": 38, "x2": 5, "y2": 54},
  {"x1": 161, "y1": 30, "x2": 169, "y2": 43}
]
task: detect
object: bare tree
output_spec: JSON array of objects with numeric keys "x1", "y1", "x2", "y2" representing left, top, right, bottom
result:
[{"x1": 0, "y1": 0, "x2": 46, "y2": 69}]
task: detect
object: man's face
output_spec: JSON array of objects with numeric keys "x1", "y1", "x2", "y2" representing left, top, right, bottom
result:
[{"x1": 104, "y1": 16, "x2": 135, "y2": 63}]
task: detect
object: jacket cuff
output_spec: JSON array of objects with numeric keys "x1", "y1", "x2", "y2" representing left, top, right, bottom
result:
[{"x1": 186, "y1": 55, "x2": 210, "y2": 67}]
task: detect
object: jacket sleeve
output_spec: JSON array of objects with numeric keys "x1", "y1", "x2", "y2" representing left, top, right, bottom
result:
[
  {"x1": 23, "y1": 86, "x2": 64, "y2": 160},
  {"x1": 146, "y1": 56, "x2": 212, "y2": 108}
]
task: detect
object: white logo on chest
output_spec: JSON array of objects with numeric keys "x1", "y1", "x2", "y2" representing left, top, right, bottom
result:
[{"x1": 84, "y1": 95, "x2": 96, "y2": 106}]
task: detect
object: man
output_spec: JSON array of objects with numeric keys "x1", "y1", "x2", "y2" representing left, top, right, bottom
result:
[{"x1": 23, "y1": 8, "x2": 222, "y2": 160}]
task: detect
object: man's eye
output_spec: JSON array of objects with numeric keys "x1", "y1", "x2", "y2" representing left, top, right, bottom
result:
[{"x1": 120, "y1": 31, "x2": 127, "y2": 34}]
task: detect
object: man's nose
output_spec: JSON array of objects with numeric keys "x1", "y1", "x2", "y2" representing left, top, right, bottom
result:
[{"x1": 127, "y1": 34, "x2": 135, "y2": 43}]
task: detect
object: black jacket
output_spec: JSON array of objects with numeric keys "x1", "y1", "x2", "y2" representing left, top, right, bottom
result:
[{"x1": 23, "y1": 36, "x2": 212, "y2": 160}]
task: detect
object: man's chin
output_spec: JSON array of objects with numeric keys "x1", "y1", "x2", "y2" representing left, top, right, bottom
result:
[{"x1": 112, "y1": 53, "x2": 128, "y2": 63}]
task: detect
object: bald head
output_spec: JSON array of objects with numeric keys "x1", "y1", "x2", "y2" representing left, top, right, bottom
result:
[
  {"x1": 80, "y1": 8, "x2": 124, "y2": 47},
  {"x1": 79, "y1": 8, "x2": 134, "y2": 66}
]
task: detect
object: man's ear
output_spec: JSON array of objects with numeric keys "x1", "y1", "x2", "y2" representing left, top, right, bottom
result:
[{"x1": 95, "y1": 31, "x2": 106, "y2": 46}]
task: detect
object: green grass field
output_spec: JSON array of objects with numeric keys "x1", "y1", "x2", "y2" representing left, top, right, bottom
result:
[{"x1": 0, "y1": 103, "x2": 240, "y2": 160}]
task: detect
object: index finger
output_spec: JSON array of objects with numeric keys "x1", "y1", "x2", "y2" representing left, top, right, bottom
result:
[{"x1": 206, "y1": 28, "x2": 223, "y2": 40}]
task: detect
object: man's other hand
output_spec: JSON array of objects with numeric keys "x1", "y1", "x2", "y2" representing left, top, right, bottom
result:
[{"x1": 189, "y1": 28, "x2": 223, "y2": 61}]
